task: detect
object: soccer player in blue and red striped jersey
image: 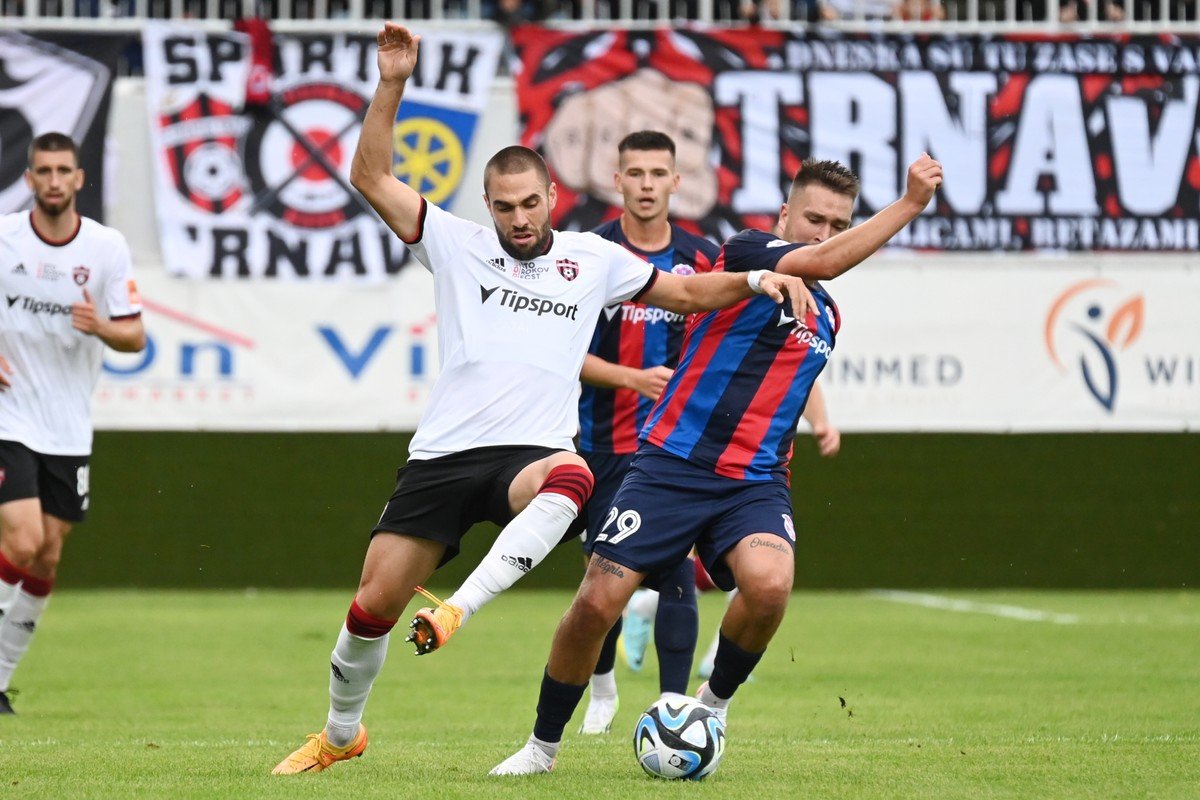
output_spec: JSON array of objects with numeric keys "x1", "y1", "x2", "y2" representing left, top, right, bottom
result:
[
  {"x1": 574, "y1": 132, "x2": 720, "y2": 735},
  {"x1": 492, "y1": 153, "x2": 943, "y2": 775}
]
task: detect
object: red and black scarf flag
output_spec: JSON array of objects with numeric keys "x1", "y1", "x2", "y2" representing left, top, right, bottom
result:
[{"x1": 514, "y1": 28, "x2": 1200, "y2": 252}]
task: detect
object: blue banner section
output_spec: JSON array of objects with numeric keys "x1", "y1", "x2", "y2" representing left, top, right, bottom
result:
[{"x1": 393, "y1": 100, "x2": 480, "y2": 210}]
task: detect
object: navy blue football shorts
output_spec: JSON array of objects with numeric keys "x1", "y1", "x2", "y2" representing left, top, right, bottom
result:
[
  {"x1": 590, "y1": 444, "x2": 795, "y2": 592},
  {"x1": 573, "y1": 450, "x2": 635, "y2": 554}
]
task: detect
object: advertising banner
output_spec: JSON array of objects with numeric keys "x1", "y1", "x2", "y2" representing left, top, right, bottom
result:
[
  {"x1": 819, "y1": 259, "x2": 1200, "y2": 431},
  {"x1": 0, "y1": 32, "x2": 128, "y2": 222},
  {"x1": 142, "y1": 24, "x2": 503, "y2": 280},
  {"x1": 514, "y1": 29, "x2": 1200, "y2": 252},
  {"x1": 93, "y1": 269, "x2": 438, "y2": 430},
  {"x1": 92, "y1": 260, "x2": 1199, "y2": 432}
]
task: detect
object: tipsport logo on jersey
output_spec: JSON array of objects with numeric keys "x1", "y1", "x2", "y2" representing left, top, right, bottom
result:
[
  {"x1": 1044, "y1": 279, "x2": 1145, "y2": 413},
  {"x1": 143, "y1": 26, "x2": 503, "y2": 281}
]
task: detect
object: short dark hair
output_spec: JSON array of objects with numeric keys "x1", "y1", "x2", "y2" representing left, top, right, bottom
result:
[
  {"x1": 617, "y1": 130, "x2": 675, "y2": 158},
  {"x1": 484, "y1": 146, "x2": 551, "y2": 194},
  {"x1": 789, "y1": 158, "x2": 860, "y2": 200},
  {"x1": 28, "y1": 132, "x2": 79, "y2": 168}
]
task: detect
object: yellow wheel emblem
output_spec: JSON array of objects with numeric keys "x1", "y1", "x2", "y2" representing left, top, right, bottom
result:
[{"x1": 392, "y1": 117, "x2": 464, "y2": 205}]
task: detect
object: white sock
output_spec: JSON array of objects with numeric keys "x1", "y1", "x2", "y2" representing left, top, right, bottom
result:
[
  {"x1": 697, "y1": 681, "x2": 731, "y2": 708},
  {"x1": 326, "y1": 624, "x2": 389, "y2": 747},
  {"x1": 530, "y1": 733, "x2": 560, "y2": 758},
  {"x1": 589, "y1": 669, "x2": 617, "y2": 698},
  {"x1": 447, "y1": 492, "x2": 579, "y2": 620},
  {"x1": 0, "y1": 588, "x2": 50, "y2": 693},
  {"x1": 627, "y1": 588, "x2": 659, "y2": 619},
  {"x1": 0, "y1": 577, "x2": 19, "y2": 620}
]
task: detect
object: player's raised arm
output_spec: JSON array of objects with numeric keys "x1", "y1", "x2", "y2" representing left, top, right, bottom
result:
[
  {"x1": 777, "y1": 154, "x2": 942, "y2": 281},
  {"x1": 640, "y1": 268, "x2": 817, "y2": 325},
  {"x1": 350, "y1": 22, "x2": 424, "y2": 242}
]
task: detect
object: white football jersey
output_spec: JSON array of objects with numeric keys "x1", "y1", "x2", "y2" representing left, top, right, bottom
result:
[
  {"x1": 0, "y1": 212, "x2": 142, "y2": 455},
  {"x1": 406, "y1": 200, "x2": 655, "y2": 460}
]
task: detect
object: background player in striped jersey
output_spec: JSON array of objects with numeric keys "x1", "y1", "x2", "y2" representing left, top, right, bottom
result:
[
  {"x1": 0, "y1": 133, "x2": 146, "y2": 715},
  {"x1": 574, "y1": 130, "x2": 720, "y2": 735},
  {"x1": 271, "y1": 23, "x2": 818, "y2": 776},
  {"x1": 491, "y1": 153, "x2": 942, "y2": 775}
]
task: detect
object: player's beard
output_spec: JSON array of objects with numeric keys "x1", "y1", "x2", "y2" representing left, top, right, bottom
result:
[
  {"x1": 34, "y1": 192, "x2": 72, "y2": 218},
  {"x1": 497, "y1": 222, "x2": 552, "y2": 261}
]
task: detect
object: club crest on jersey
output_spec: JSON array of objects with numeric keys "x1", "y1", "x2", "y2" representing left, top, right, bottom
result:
[
  {"x1": 73, "y1": 266, "x2": 90, "y2": 286},
  {"x1": 556, "y1": 258, "x2": 579, "y2": 281},
  {"x1": 671, "y1": 263, "x2": 695, "y2": 276}
]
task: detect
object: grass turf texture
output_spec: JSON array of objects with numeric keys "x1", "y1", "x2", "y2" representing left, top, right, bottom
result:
[{"x1": 1, "y1": 590, "x2": 1196, "y2": 798}]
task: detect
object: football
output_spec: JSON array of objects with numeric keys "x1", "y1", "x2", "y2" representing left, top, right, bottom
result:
[{"x1": 633, "y1": 695, "x2": 726, "y2": 780}]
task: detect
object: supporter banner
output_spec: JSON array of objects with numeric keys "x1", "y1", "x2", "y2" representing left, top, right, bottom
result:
[
  {"x1": 93, "y1": 261, "x2": 1199, "y2": 432},
  {"x1": 514, "y1": 29, "x2": 1200, "y2": 252},
  {"x1": 93, "y1": 269, "x2": 438, "y2": 430},
  {"x1": 142, "y1": 24, "x2": 503, "y2": 280},
  {"x1": 0, "y1": 32, "x2": 128, "y2": 222}
]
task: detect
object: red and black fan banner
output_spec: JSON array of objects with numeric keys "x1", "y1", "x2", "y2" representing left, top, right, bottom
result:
[{"x1": 514, "y1": 28, "x2": 1200, "y2": 252}]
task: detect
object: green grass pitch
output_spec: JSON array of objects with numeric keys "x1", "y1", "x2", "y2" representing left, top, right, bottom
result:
[{"x1": 1, "y1": 589, "x2": 1197, "y2": 798}]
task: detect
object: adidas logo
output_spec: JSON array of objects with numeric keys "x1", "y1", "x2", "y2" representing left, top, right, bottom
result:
[
  {"x1": 487, "y1": 257, "x2": 505, "y2": 272},
  {"x1": 330, "y1": 662, "x2": 349, "y2": 684},
  {"x1": 14, "y1": 620, "x2": 35, "y2": 633},
  {"x1": 11, "y1": 263, "x2": 26, "y2": 275},
  {"x1": 501, "y1": 554, "x2": 533, "y2": 573}
]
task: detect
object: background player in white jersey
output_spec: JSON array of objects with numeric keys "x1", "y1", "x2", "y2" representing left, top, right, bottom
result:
[
  {"x1": 0, "y1": 133, "x2": 146, "y2": 715},
  {"x1": 271, "y1": 22, "x2": 816, "y2": 776}
]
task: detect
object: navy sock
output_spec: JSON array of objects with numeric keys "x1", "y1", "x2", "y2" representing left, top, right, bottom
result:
[
  {"x1": 595, "y1": 617, "x2": 622, "y2": 675},
  {"x1": 654, "y1": 559, "x2": 698, "y2": 695},
  {"x1": 533, "y1": 668, "x2": 589, "y2": 744},
  {"x1": 708, "y1": 631, "x2": 764, "y2": 700}
]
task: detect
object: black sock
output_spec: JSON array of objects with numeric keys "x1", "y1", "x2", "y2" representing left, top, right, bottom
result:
[
  {"x1": 533, "y1": 667, "x2": 588, "y2": 743},
  {"x1": 595, "y1": 617, "x2": 622, "y2": 675},
  {"x1": 709, "y1": 631, "x2": 764, "y2": 700},
  {"x1": 654, "y1": 559, "x2": 698, "y2": 695}
]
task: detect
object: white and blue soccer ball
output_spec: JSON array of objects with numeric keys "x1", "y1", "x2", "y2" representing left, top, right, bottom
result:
[{"x1": 633, "y1": 695, "x2": 726, "y2": 780}]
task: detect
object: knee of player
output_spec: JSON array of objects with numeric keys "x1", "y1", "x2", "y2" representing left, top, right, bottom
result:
[
  {"x1": 569, "y1": 589, "x2": 623, "y2": 634},
  {"x1": 540, "y1": 461, "x2": 595, "y2": 512},
  {"x1": 1, "y1": 527, "x2": 47, "y2": 567},
  {"x1": 740, "y1": 573, "x2": 793, "y2": 616}
]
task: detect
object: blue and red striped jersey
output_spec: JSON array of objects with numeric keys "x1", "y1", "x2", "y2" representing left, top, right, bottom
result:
[
  {"x1": 578, "y1": 219, "x2": 719, "y2": 454},
  {"x1": 642, "y1": 229, "x2": 840, "y2": 482}
]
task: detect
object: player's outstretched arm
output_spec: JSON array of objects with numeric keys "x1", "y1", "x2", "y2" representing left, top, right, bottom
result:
[
  {"x1": 778, "y1": 154, "x2": 942, "y2": 281},
  {"x1": 581, "y1": 354, "x2": 672, "y2": 401},
  {"x1": 349, "y1": 22, "x2": 424, "y2": 242},
  {"x1": 642, "y1": 269, "x2": 817, "y2": 323}
]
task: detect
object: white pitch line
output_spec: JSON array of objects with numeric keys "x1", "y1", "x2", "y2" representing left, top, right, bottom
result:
[{"x1": 868, "y1": 590, "x2": 1082, "y2": 624}]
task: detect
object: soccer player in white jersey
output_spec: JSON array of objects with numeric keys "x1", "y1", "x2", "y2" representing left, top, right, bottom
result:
[
  {"x1": 270, "y1": 22, "x2": 816, "y2": 775},
  {"x1": 0, "y1": 133, "x2": 146, "y2": 715}
]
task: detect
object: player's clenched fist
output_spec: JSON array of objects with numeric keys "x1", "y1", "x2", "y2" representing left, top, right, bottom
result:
[
  {"x1": 904, "y1": 153, "x2": 943, "y2": 208},
  {"x1": 377, "y1": 21, "x2": 420, "y2": 84}
]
